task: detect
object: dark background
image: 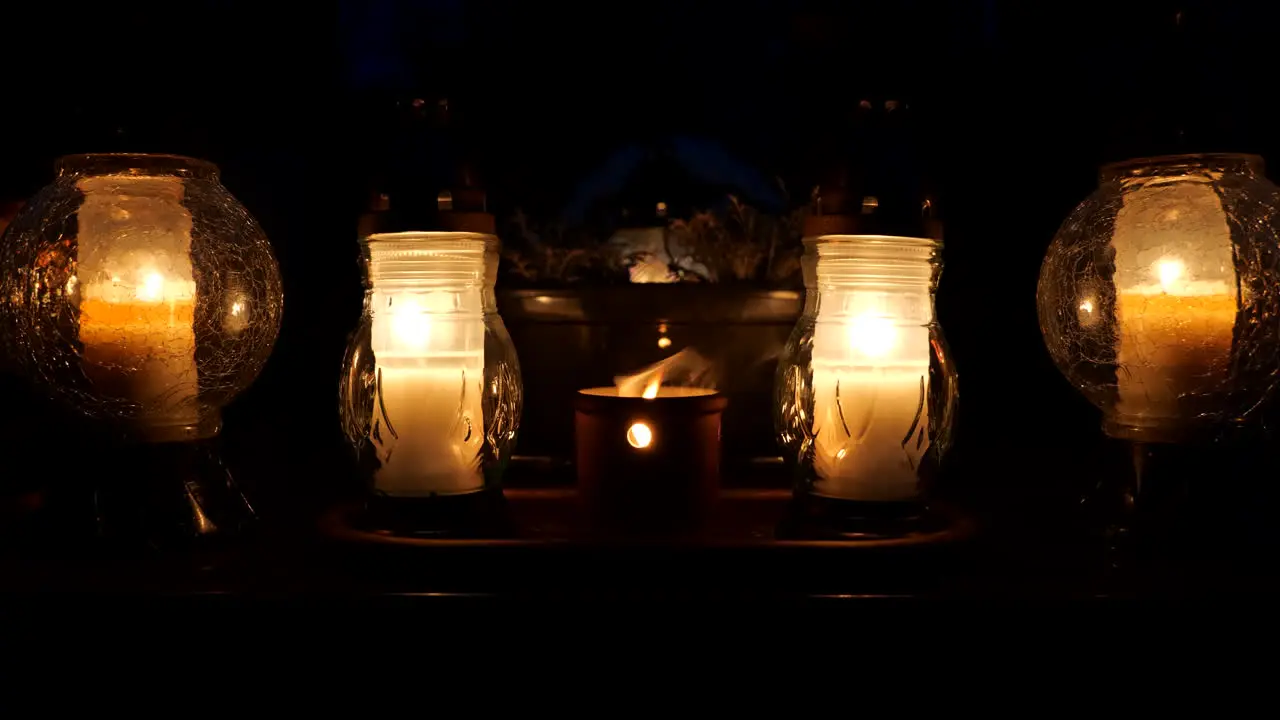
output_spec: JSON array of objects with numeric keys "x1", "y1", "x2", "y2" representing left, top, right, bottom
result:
[{"x1": 2, "y1": 0, "x2": 1277, "y2": 537}]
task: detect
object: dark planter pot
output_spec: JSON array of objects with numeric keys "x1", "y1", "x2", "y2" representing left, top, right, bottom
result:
[{"x1": 498, "y1": 286, "x2": 802, "y2": 471}]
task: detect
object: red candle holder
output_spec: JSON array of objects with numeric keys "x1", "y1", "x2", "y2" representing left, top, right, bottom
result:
[{"x1": 574, "y1": 387, "x2": 728, "y2": 537}]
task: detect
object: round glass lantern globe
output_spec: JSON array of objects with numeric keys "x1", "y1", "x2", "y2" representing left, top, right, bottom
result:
[
  {"x1": 1037, "y1": 153, "x2": 1280, "y2": 442},
  {"x1": 0, "y1": 153, "x2": 284, "y2": 441}
]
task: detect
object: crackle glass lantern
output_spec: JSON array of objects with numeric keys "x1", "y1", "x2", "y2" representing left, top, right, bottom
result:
[
  {"x1": 0, "y1": 153, "x2": 283, "y2": 442},
  {"x1": 1038, "y1": 153, "x2": 1280, "y2": 442},
  {"x1": 339, "y1": 231, "x2": 522, "y2": 497},
  {"x1": 775, "y1": 234, "x2": 958, "y2": 507}
]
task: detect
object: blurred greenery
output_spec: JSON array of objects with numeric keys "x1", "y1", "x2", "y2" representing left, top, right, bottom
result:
[{"x1": 500, "y1": 196, "x2": 806, "y2": 287}]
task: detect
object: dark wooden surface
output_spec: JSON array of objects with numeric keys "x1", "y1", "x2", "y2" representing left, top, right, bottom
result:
[{"x1": 3, "y1": 485, "x2": 1264, "y2": 605}]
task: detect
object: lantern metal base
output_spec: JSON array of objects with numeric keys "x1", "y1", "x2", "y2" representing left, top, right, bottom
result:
[
  {"x1": 353, "y1": 488, "x2": 514, "y2": 539},
  {"x1": 89, "y1": 438, "x2": 256, "y2": 549},
  {"x1": 1103, "y1": 415, "x2": 1209, "y2": 444},
  {"x1": 777, "y1": 493, "x2": 953, "y2": 541},
  {"x1": 123, "y1": 415, "x2": 223, "y2": 443},
  {"x1": 1100, "y1": 440, "x2": 1246, "y2": 577}
]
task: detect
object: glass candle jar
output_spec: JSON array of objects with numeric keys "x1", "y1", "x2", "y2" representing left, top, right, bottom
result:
[
  {"x1": 0, "y1": 153, "x2": 283, "y2": 442},
  {"x1": 340, "y1": 232, "x2": 522, "y2": 497},
  {"x1": 1038, "y1": 154, "x2": 1280, "y2": 442},
  {"x1": 775, "y1": 235, "x2": 957, "y2": 504}
]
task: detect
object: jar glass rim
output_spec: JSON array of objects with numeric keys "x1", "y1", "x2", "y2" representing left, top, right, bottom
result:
[
  {"x1": 1101, "y1": 152, "x2": 1263, "y2": 181},
  {"x1": 365, "y1": 231, "x2": 499, "y2": 252},
  {"x1": 804, "y1": 234, "x2": 942, "y2": 250},
  {"x1": 366, "y1": 231, "x2": 496, "y2": 243},
  {"x1": 55, "y1": 153, "x2": 219, "y2": 179}
]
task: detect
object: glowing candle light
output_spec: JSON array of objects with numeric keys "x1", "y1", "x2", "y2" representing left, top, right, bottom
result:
[
  {"x1": 343, "y1": 231, "x2": 523, "y2": 498},
  {"x1": 0, "y1": 151, "x2": 284, "y2": 462},
  {"x1": 76, "y1": 174, "x2": 200, "y2": 437},
  {"x1": 1036, "y1": 153, "x2": 1280, "y2": 442},
  {"x1": 369, "y1": 277, "x2": 486, "y2": 496},
  {"x1": 1111, "y1": 181, "x2": 1237, "y2": 431},
  {"x1": 626, "y1": 422, "x2": 653, "y2": 449},
  {"x1": 811, "y1": 309, "x2": 931, "y2": 502},
  {"x1": 776, "y1": 235, "x2": 956, "y2": 504}
]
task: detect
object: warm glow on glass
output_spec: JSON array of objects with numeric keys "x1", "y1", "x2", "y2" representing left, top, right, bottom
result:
[
  {"x1": 657, "y1": 336, "x2": 672, "y2": 349},
  {"x1": 76, "y1": 175, "x2": 201, "y2": 438},
  {"x1": 775, "y1": 235, "x2": 951, "y2": 503},
  {"x1": 1111, "y1": 178, "x2": 1237, "y2": 436},
  {"x1": 1035, "y1": 153, "x2": 1280, "y2": 442},
  {"x1": 626, "y1": 421, "x2": 653, "y2": 449},
  {"x1": 342, "y1": 232, "x2": 522, "y2": 498},
  {"x1": 0, "y1": 153, "x2": 283, "y2": 443},
  {"x1": 369, "y1": 291, "x2": 483, "y2": 495}
]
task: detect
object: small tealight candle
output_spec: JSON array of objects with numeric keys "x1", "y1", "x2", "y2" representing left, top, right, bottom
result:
[{"x1": 574, "y1": 385, "x2": 727, "y2": 537}]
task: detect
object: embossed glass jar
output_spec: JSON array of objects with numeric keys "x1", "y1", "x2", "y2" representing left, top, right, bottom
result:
[
  {"x1": 775, "y1": 235, "x2": 957, "y2": 505},
  {"x1": 1038, "y1": 154, "x2": 1280, "y2": 442},
  {"x1": 340, "y1": 231, "x2": 522, "y2": 497},
  {"x1": 0, "y1": 153, "x2": 283, "y2": 442}
]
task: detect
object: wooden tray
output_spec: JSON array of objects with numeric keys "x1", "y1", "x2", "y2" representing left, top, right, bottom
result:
[
  {"x1": 309, "y1": 489, "x2": 979, "y2": 598},
  {"x1": 321, "y1": 488, "x2": 974, "y2": 549}
]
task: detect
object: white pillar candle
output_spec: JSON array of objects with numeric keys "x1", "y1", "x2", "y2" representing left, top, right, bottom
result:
[
  {"x1": 75, "y1": 175, "x2": 200, "y2": 437},
  {"x1": 810, "y1": 313, "x2": 930, "y2": 501},
  {"x1": 369, "y1": 293, "x2": 486, "y2": 496}
]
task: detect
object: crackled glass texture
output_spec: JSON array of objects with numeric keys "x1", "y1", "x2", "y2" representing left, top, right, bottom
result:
[
  {"x1": 0, "y1": 154, "x2": 283, "y2": 441},
  {"x1": 340, "y1": 232, "x2": 522, "y2": 497},
  {"x1": 775, "y1": 236, "x2": 957, "y2": 502},
  {"x1": 1038, "y1": 154, "x2": 1280, "y2": 442}
]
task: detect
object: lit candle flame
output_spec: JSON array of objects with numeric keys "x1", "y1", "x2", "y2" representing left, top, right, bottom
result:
[
  {"x1": 390, "y1": 297, "x2": 431, "y2": 349},
  {"x1": 847, "y1": 314, "x2": 898, "y2": 358},
  {"x1": 1079, "y1": 299, "x2": 1094, "y2": 313},
  {"x1": 1155, "y1": 257, "x2": 1186, "y2": 293},
  {"x1": 614, "y1": 348, "x2": 712, "y2": 397},
  {"x1": 137, "y1": 271, "x2": 165, "y2": 302}
]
